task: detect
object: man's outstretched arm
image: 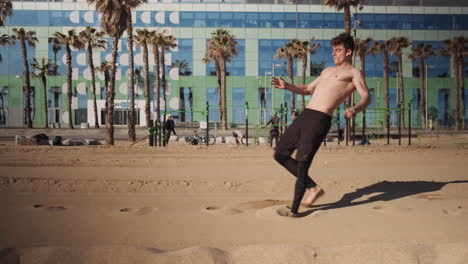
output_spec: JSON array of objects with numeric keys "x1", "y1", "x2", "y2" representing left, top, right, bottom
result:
[{"x1": 271, "y1": 76, "x2": 320, "y2": 95}]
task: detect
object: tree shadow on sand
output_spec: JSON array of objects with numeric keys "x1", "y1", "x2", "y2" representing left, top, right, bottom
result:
[{"x1": 296, "y1": 180, "x2": 468, "y2": 218}]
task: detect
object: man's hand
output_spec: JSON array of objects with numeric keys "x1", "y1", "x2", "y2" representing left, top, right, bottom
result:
[
  {"x1": 345, "y1": 108, "x2": 356, "y2": 119},
  {"x1": 271, "y1": 77, "x2": 288, "y2": 90}
]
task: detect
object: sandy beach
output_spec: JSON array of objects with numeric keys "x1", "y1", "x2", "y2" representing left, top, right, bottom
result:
[{"x1": 1, "y1": 134, "x2": 468, "y2": 263}]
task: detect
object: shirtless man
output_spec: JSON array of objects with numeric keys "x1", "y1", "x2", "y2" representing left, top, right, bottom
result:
[{"x1": 271, "y1": 33, "x2": 370, "y2": 217}]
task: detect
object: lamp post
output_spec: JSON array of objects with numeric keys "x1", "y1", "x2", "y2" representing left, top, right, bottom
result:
[{"x1": 271, "y1": 63, "x2": 281, "y2": 114}]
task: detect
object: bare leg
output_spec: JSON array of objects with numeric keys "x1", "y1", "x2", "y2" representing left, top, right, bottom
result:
[{"x1": 302, "y1": 186, "x2": 325, "y2": 206}]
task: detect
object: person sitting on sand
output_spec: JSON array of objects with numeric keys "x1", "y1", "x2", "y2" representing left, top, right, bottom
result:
[{"x1": 271, "y1": 33, "x2": 370, "y2": 217}]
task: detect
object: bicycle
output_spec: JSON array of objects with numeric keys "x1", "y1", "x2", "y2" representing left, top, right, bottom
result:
[{"x1": 185, "y1": 130, "x2": 216, "y2": 145}]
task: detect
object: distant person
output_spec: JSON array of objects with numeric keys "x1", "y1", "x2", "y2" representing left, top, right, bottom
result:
[
  {"x1": 271, "y1": 33, "x2": 370, "y2": 217},
  {"x1": 232, "y1": 129, "x2": 244, "y2": 145},
  {"x1": 165, "y1": 116, "x2": 177, "y2": 145},
  {"x1": 266, "y1": 113, "x2": 283, "y2": 148}
]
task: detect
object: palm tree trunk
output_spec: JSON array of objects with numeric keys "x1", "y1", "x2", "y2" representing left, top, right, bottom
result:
[
  {"x1": 220, "y1": 56, "x2": 227, "y2": 130},
  {"x1": 42, "y1": 75, "x2": 48, "y2": 128},
  {"x1": 215, "y1": 58, "x2": 221, "y2": 121},
  {"x1": 88, "y1": 45, "x2": 99, "y2": 128},
  {"x1": 66, "y1": 44, "x2": 74, "y2": 129},
  {"x1": 398, "y1": 54, "x2": 405, "y2": 128},
  {"x1": 127, "y1": 9, "x2": 136, "y2": 141},
  {"x1": 453, "y1": 54, "x2": 460, "y2": 130},
  {"x1": 459, "y1": 53, "x2": 466, "y2": 129},
  {"x1": 143, "y1": 43, "x2": 150, "y2": 128},
  {"x1": 344, "y1": 5, "x2": 352, "y2": 34},
  {"x1": 160, "y1": 48, "x2": 167, "y2": 123},
  {"x1": 288, "y1": 55, "x2": 295, "y2": 110},
  {"x1": 20, "y1": 40, "x2": 32, "y2": 128},
  {"x1": 301, "y1": 56, "x2": 307, "y2": 110},
  {"x1": 153, "y1": 46, "x2": 160, "y2": 123},
  {"x1": 106, "y1": 37, "x2": 119, "y2": 145},
  {"x1": 383, "y1": 51, "x2": 389, "y2": 130},
  {"x1": 419, "y1": 58, "x2": 425, "y2": 129}
]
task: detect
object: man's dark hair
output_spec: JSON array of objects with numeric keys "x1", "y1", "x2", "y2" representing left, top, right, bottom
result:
[{"x1": 330, "y1": 33, "x2": 355, "y2": 53}]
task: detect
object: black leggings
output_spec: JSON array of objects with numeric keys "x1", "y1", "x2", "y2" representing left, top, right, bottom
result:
[{"x1": 273, "y1": 109, "x2": 331, "y2": 214}]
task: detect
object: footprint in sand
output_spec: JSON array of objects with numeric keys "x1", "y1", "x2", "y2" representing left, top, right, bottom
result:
[
  {"x1": 275, "y1": 206, "x2": 327, "y2": 218},
  {"x1": 412, "y1": 193, "x2": 445, "y2": 200},
  {"x1": 119, "y1": 207, "x2": 158, "y2": 216},
  {"x1": 371, "y1": 204, "x2": 413, "y2": 213},
  {"x1": 442, "y1": 206, "x2": 468, "y2": 216},
  {"x1": 32, "y1": 204, "x2": 67, "y2": 212},
  {"x1": 206, "y1": 200, "x2": 290, "y2": 216}
]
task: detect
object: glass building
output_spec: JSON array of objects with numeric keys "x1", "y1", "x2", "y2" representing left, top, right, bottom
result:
[{"x1": 0, "y1": 0, "x2": 467, "y2": 128}]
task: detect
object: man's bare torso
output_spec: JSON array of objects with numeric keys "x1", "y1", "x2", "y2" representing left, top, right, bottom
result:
[{"x1": 307, "y1": 66, "x2": 357, "y2": 116}]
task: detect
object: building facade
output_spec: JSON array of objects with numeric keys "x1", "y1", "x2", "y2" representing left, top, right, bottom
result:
[{"x1": 0, "y1": 0, "x2": 467, "y2": 128}]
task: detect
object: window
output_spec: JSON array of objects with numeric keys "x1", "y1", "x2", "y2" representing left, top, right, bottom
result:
[
  {"x1": 48, "y1": 86, "x2": 61, "y2": 125},
  {"x1": 207, "y1": 87, "x2": 220, "y2": 122},
  {"x1": 231, "y1": 87, "x2": 245, "y2": 124},
  {"x1": 179, "y1": 87, "x2": 193, "y2": 122}
]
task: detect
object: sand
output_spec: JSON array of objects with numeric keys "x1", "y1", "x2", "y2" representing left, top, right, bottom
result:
[{"x1": 1, "y1": 134, "x2": 468, "y2": 263}]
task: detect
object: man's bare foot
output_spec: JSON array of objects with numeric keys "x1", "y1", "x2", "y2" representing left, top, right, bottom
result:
[
  {"x1": 302, "y1": 186, "x2": 325, "y2": 207},
  {"x1": 287, "y1": 211, "x2": 299, "y2": 218}
]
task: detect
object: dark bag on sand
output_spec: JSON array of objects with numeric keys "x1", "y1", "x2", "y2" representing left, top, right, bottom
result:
[
  {"x1": 53, "y1": 136, "x2": 63, "y2": 146},
  {"x1": 32, "y1": 133, "x2": 49, "y2": 145}
]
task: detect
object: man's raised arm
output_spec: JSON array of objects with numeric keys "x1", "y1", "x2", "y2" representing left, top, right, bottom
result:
[{"x1": 271, "y1": 76, "x2": 320, "y2": 95}]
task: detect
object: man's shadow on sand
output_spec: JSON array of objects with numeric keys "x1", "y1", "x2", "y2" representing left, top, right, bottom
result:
[{"x1": 296, "y1": 180, "x2": 468, "y2": 218}]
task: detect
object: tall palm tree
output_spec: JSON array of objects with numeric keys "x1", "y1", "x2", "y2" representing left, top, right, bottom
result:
[
  {"x1": 150, "y1": 30, "x2": 162, "y2": 123},
  {"x1": 456, "y1": 36, "x2": 467, "y2": 129},
  {"x1": 172, "y1": 59, "x2": 191, "y2": 76},
  {"x1": 0, "y1": 0, "x2": 12, "y2": 27},
  {"x1": 11, "y1": 28, "x2": 38, "y2": 128},
  {"x1": 96, "y1": 60, "x2": 112, "y2": 124},
  {"x1": 206, "y1": 29, "x2": 238, "y2": 130},
  {"x1": 369, "y1": 40, "x2": 391, "y2": 130},
  {"x1": 203, "y1": 42, "x2": 222, "y2": 120},
  {"x1": 292, "y1": 38, "x2": 320, "y2": 110},
  {"x1": 87, "y1": 0, "x2": 142, "y2": 145},
  {"x1": 275, "y1": 41, "x2": 297, "y2": 110},
  {"x1": 52, "y1": 30, "x2": 84, "y2": 129},
  {"x1": 49, "y1": 37, "x2": 62, "y2": 66},
  {"x1": 125, "y1": 0, "x2": 146, "y2": 142},
  {"x1": 0, "y1": 34, "x2": 12, "y2": 63},
  {"x1": 324, "y1": 0, "x2": 362, "y2": 34},
  {"x1": 388, "y1": 36, "x2": 410, "y2": 127},
  {"x1": 355, "y1": 37, "x2": 373, "y2": 77},
  {"x1": 79, "y1": 27, "x2": 107, "y2": 129},
  {"x1": 159, "y1": 32, "x2": 177, "y2": 123},
  {"x1": 31, "y1": 57, "x2": 57, "y2": 128},
  {"x1": 134, "y1": 28, "x2": 155, "y2": 128},
  {"x1": 408, "y1": 43, "x2": 435, "y2": 129}
]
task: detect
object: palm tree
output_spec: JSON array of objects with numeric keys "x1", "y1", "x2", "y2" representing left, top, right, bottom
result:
[
  {"x1": 49, "y1": 37, "x2": 62, "y2": 66},
  {"x1": 456, "y1": 36, "x2": 467, "y2": 129},
  {"x1": 441, "y1": 37, "x2": 462, "y2": 129},
  {"x1": 124, "y1": 0, "x2": 146, "y2": 142},
  {"x1": 203, "y1": 43, "x2": 222, "y2": 121},
  {"x1": 134, "y1": 28, "x2": 155, "y2": 128},
  {"x1": 172, "y1": 60, "x2": 191, "y2": 76},
  {"x1": 52, "y1": 30, "x2": 85, "y2": 129},
  {"x1": 324, "y1": 0, "x2": 362, "y2": 34},
  {"x1": 275, "y1": 41, "x2": 297, "y2": 110},
  {"x1": 96, "y1": 61, "x2": 113, "y2": 124},
  {"x1": 292, "y1": 38, "x2": 320, "y2": 110},
  {"x1": 87, "y1": 0, "x2": 143, "y2": 145},
  {"x1": 79, "y1": 27, "x2": 107, "y2": 129},
  {"x1": 150, "y1": 30, "x2": 162, "y2": 123},
  {"x1": 206, "y1": 29, "x2": 238, "y2": 130},
  {"x1": 388, "y1": 36, "x2": 410, "y2": 127},
  {"x1": 408, "y1": 43, "x2": 435, "y2": 129},
  {"x1": 31, "y1": 57, "x2": 57, "y2": 128},
  {"x1": 11, "y1": 28, "x2": 38, "y2": 128},
  {"x1": 0, "y1": 34, "x2": 12, "y2": 63},
  {"x1": 369, "y1": 40, "x2": 391, "y2": 130},
  {"x1": 355, "y1": 38, "x2": 373, "y2": 77},
  {"x1": 0, "y1": 0, "x2": 12, "y2": 27},
  {"x1": 159, "y1": 32, "x2": 177, "y2": 123}
]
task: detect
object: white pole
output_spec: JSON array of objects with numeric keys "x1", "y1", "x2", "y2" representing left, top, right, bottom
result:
[{"x1": 272, "y1": 63, "x2": 275, "y2": 114}]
